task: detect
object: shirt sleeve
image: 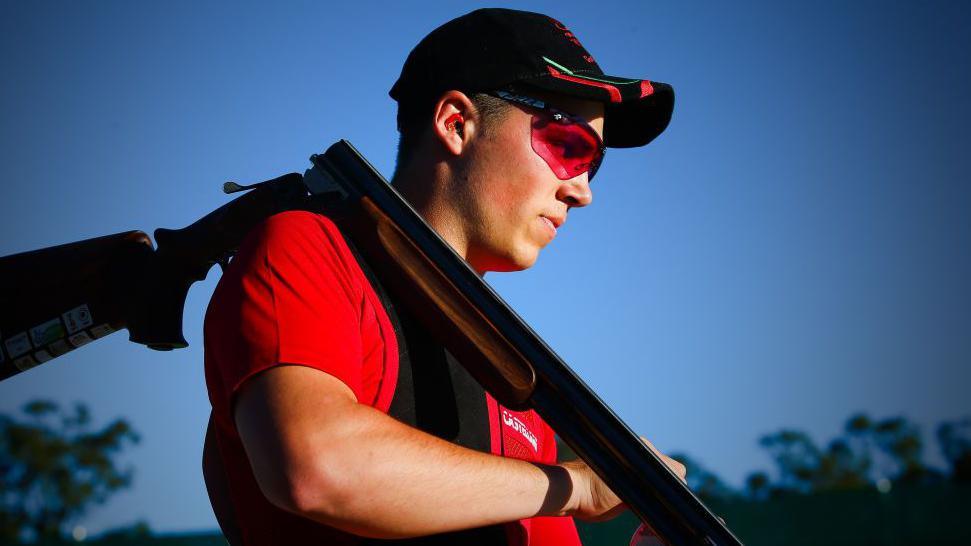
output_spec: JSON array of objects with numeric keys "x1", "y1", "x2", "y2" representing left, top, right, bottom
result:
[{"x1": 205, "y1": 210, "x2": 368, "y2": 413}]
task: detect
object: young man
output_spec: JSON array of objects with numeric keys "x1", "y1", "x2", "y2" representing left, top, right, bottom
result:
[{"x1": 204, "y1": 8, "x2": 680, "y2": 545}]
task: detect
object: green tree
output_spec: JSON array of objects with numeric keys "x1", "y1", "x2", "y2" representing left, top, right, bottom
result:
[
  {"x1": 937, "y1": 418, "x2": 971, "y2": 483},
  {"x1": 670, "y1": 453, "x2": 736, "y2": 502},
  {"x1": 0, "y1": 400, "x2": 139, "y2": 543},
  {"x1": 744, "y1": 471, "x2": 770, "y2": 501},
  {"x1": 758, "y1": 429, "x2": 821, "y2": 493},
  {"x1": 869, "y1": 416, "x2": 932, "y2": 484},
  {"x1": 753, "y1": 414, "x2": 955, "y2": 498},
  {"x1": 757, "y1": 420, "x2": 873, "y2": 494},
  {"x1": 96, "y1": 520, "x2": 152, "y2": 540},
  {"x1": 841, "y1": 413, "x2": 875, "y2": 481},
  {"x1": 817, "y1": 437, "x2": 871, "y2": 490}
]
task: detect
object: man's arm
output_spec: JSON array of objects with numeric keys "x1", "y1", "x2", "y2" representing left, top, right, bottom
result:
[{"x1": 234, "y1": 364, "x2": 644, "y2": 539}]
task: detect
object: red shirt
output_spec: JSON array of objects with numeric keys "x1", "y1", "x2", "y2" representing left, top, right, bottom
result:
[{"x1": 204, "y1": 211, "x2": 581, "y2": 546}]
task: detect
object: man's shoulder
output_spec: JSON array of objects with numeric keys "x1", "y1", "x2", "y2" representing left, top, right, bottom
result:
[
  {"x1": 235, "y1": 210, "x2": 353, "y2": 266},
  {"x1": 204, "y1": 208, "x2": 377, "y2": 360},
  {"x1": 211, "y1": 209, "x2": 363, "y2": 305},
  {"x1": 256, "y1": 209, "x2": 342, "y2": 240}
]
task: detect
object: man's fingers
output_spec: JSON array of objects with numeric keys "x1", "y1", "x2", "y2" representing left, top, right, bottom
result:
[
  {"x1": 638, "y1": 436, "x2": 687, "y2": 483},
  {"x1": 662, "y1": 456, "x2": 687, "y2": 483}
]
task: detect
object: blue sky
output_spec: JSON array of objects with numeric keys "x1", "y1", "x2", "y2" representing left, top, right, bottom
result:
[{"x1": 1, "y1": 0, "x2": 969, "y2": 535}]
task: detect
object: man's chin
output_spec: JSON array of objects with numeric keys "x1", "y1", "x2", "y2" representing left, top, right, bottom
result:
[{"x1": 472, "y1": 248, "x2": 540, "y2": 274}]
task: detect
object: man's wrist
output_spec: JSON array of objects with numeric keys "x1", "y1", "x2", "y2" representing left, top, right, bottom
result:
[{"x1": 534, "y1": 462, "x2": 581, "y2": 517}]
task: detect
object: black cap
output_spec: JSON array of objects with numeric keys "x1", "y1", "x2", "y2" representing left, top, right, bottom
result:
[{"x1": 389, "y1": 8, "x2": 674, "y2": 148}]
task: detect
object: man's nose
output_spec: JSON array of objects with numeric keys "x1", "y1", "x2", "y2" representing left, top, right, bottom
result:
[{"x1": 556, "y1": 175, "x2": 593, "y2": 208}]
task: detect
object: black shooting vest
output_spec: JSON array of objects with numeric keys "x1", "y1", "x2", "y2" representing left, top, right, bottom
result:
[{"x1": 203, "y1": 222, "x2": 508, "y2": 545}]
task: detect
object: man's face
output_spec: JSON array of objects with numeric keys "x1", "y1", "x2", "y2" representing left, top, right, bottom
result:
[{"x1": 455, "y1": 92, "x2": 604, "y2": 273}]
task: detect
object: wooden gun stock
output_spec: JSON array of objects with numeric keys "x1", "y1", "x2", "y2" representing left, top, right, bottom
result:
[
  {"x1": 0, "y1": 231, "x2": 153, "y2": 381},
  {"x1": 356, "y1": 196, "x2": 536, "y2": 408},
  {"x1": 0, "y1": 173, "x2": 323, "y2": 379}
]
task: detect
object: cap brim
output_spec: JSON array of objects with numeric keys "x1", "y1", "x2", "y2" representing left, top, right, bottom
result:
[{"x1": 516, "y1": 73, "x2": 674, "y2": 148}]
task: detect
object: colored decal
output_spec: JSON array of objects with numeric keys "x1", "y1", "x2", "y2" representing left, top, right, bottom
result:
[
  {"x1": 63, "y1": 304, "x2": 94, "y2": 334},
  {"x1": 30, "y1": 318, "x2": 66, "y2": 347},
  {"x1": 501, "y1": 409, "x2": 539, "y2": 452},
  {"x1": 68, "y1": 332, "x2": 93, "y2": 348},
  {"x1": 13, "y1": 354, "x2": 38, "y2": 372},
  {"x1": 542, "y1": 56, "x2": 640, "y2": 84},
  {"x1": 48, "y1": 339, "x2": 72, "y2": 357},
  {"x1": 89, "y1": 323, "x2": 115, "y2": 338},
  {"x1": 34, "y1": 349, "x2": 53, "y2": 363},
  {"x1": 549, "y1": 18, "x2": 585, "y2": 49},
  {"x1": 5, "y1": 332, "x2": 31, "y2": 358},
  {"x1": 547, "y1": 65, "x2": 622, "y2": 102},
  {"x1": 640, "y1": 80, "x2": 655, "y2": 98}
]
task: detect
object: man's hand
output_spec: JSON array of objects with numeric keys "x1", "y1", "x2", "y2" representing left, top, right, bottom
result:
[
  {"x1": 559, "y1": 459, "x2": 627, "y2": 521},
  {"x1": 640, "y1": 436, "x2": 688, "y2": 483},
  {"x1": 559, "y1": 437, "x2": 687, "y2": 522}
]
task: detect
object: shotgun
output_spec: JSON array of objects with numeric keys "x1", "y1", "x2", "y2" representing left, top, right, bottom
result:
[{"x1": 0, "y1": 140, "x2": 742, "y2": 545}]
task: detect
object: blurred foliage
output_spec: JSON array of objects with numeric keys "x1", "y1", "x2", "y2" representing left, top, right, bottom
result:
[
  {"x1": 669, "y1": 453, "x2": 735, "y2": 503},
  {"x1": 937, "y1": 417, "x2": 971, "y2": 483},
  {"x1": 575, "y1": 414, "x2": 971, "y2": 545},
  {"x1": 579, "y1": 482, "x2": 971, "y2": 546},
  {"x1": 23, "y1": 529, "x2": 218, "y2": 546},
  {"x1": 0, "y1": 400, "x2": 140, "y2": 543},
  {"x1": 562, "y1": 413, "x2": 971, "y2": 504},
  {"x1": 751, "y1": 413, "x2": 961, "y2": 499},
  {"x1": 97, "y1": 520, "x2": 153, "y2": 540}
]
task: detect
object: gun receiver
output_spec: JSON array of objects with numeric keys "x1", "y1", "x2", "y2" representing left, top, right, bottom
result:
[{"x1": 137, "y1": 173, "x2": 315, "y2": 349}]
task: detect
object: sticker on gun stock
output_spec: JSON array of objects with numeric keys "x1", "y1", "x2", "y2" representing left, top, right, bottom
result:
[
  {"x1": 13, "y1": 354, "x2": 38, "y2": 372},
  {"x1": 34, "y1": 349, "x2": 53, "y2": 363},
  {"x1": 4, "y1": 332, "x2": 31, "y2": 359},
  {"x1": 30, "y1": 318, "x2": 66, "y2": 347},
  {"x1": 63, "y1": 305, "x2": 93, "y2": 334},
  {"x1": 89, "y1": 324, "x2": 115, "y2": 338},
  {"x1": 68, "y1": 332, "x2": 93, "y2": 348},
  {"x1": 48, "y1": 339, "x2": 72, "y2": 357}
]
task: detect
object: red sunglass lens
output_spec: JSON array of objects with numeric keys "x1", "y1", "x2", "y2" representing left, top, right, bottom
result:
[{"x1": 530, "y1": 116, "x2": 603, "y2": 182}]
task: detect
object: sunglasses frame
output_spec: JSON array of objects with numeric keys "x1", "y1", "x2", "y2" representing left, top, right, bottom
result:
[{"x1": 490, "y1": 89, "x2": 606, "y2": 182}]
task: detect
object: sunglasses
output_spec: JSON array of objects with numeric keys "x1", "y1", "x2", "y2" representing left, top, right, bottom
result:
[{"x1": 491, "y1": 90, "x2": 605, "y2": 183}]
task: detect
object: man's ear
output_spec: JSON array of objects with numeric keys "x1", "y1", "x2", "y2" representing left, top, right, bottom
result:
[{"x1": 432, "y1": 90, "x2": 476, "y2": 156}]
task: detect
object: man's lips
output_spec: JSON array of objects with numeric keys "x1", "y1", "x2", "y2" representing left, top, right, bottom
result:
[{"x1": 540, "y1": 215, "x2": 564, "y2": 236}]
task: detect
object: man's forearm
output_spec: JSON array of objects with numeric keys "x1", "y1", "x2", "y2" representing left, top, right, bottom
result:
[
  {"x1": 281, "y1": 401, "x2": 575, "y2": 538},
  {"x1": 234, "y1": 366, "x2": 585, "y2": 539}
]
